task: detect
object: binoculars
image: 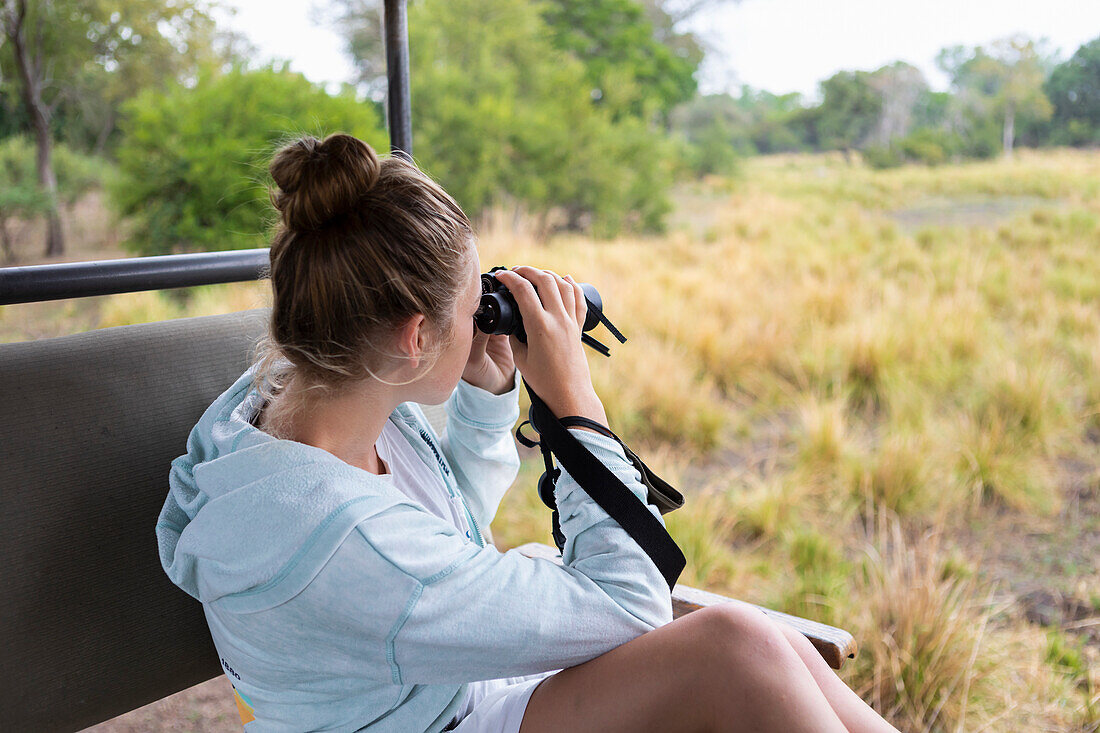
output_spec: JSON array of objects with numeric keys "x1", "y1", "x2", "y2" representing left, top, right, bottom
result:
[{"x1": 474, "y1": 266, "x2": 604, "y2": 344}]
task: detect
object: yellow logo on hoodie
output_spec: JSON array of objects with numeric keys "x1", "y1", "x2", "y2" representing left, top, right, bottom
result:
[{"x1": 232, "y1": 685, "x2": 256, "y2": 725}]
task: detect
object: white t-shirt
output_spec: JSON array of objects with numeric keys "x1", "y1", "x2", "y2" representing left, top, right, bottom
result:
[{"x1": 375, "y1": 419, "x2": 474, "y2": 542}]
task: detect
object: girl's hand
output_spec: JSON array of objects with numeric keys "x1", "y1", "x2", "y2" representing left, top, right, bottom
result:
[
  {"x1": 462, "y1": 330, "x2": 516, "y2": 395},
  {"x1": 491, "y1": 267, "x2": 607, "y2": 425}
]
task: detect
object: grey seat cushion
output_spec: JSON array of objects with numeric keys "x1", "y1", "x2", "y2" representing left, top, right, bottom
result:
[{"x1": 0, "y1": 310, "x2": 268, "y2": 731}]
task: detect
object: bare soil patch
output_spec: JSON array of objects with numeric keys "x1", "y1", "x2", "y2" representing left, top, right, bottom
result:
[
  {"x1": 955, "y1": 457, "x2": 1100, "y2": 649},
  {"x1": 889, "y1": 194, "x2": 1056, "y2": 231}
]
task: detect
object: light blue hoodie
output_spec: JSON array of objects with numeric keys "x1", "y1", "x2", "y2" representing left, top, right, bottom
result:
[{"x1": 157, "y1": 366, "x2": 673, "y2": 732}]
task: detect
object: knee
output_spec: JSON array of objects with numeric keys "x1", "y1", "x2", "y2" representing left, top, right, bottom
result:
[{"x1": 687, "y1": 603, "x2": 793, "y2": 670}]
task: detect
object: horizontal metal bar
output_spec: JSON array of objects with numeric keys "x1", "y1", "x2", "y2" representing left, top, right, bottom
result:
[{"x1": 0, "y1": 249, "x2": 270, "y2": 306}]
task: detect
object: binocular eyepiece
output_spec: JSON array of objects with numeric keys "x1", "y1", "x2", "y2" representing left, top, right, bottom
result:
[{"x1": 474, "y1": 266, "x2": 603, "y2": 343}]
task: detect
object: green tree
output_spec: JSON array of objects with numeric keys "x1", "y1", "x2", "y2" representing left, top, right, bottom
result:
[
  {"x1": 0, "y1": 0, "x2": 220, "y2": 256},
  {"x1": 329, "y1": 0, "x2": 707, "y2": 128},
  {"x1": 938, "y1": 36, "x2": 1054, "y2": 157},
  {"x1": 637, "y1": 0, "x2": 719, "y2": 76},
  {"x1": 813, "y1": 70, "x2": 882, "y2": 157},
  {"x1": 411, "y1": 0, "x2": 674, "y2": 234},
  {"x1": 111, "y1": 66, "x2": 387, "y2": 254},
  {"x1": 1045, "y1": 36, "x2": 1100, "y2": 146},
  {"x1": 736, "y1": 87, "x2": 811, "y2": 153},
  {"x1": 332, "y1": 0, "x2": 673, "y2": 236},
  {"x1": 0, "y1": 84, "x2": 28, "y2": 138},
  {"x1": 669, "y1": 93, "x2": 748, "y2": 176},
  {"x1": 540, "y1": 0, "x2": 701, "y2": 124}
]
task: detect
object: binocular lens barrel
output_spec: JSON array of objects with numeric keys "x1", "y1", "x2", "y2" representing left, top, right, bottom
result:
[
  {"x1": 474, "y1": 271, "x2": 602, "y2": 339},
  {"x1": 475, "y1": 294, "x2": 513, "y2": 335}
]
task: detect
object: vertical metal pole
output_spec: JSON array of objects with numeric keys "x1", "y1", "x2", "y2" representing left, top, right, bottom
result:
[{"x1": 384, "y1": 0, "x2": 412, "y2": 160}]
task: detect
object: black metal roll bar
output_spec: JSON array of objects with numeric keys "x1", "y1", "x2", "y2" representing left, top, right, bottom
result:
[
  {"x1": 385, "y1": 0, "x2": 412, "y2": 159},
  {"x1": 0, "y1": 0, "x2": 412, "y2": 308},
  {"x1": 0, "y1": 249, "x2": 270, "y2": 305}
]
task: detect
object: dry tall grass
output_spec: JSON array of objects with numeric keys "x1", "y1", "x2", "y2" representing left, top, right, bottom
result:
[{"x1": 482, "y1": 151, "x2": 1100, "y2": 730}]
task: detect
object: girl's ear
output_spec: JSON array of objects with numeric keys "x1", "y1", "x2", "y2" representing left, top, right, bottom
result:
[{"x1": 395, "y1": 314, "x2": 427, "y2": 369}]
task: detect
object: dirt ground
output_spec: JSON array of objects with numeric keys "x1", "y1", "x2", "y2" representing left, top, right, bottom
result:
[{"x1": 962, "y1": 456, "x2": 1100, "y2": 649}]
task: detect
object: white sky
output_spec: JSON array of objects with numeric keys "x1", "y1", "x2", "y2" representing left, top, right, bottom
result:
[
  {"x1": 212, "y1": 2, "x2": 358, "y2": 90},
  {"x1": 217, "y1": 0, "x2": 1100, "y2": 99}
]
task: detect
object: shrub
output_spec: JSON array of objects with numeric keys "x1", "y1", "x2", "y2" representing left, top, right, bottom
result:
[
  {"x1": 111, "y1": 66, "x2": 387, "y2": 255},
  {"x1": 863, "y1": 129, "x2": 958, "y2": 169},
  {"x1": 897, "y1": 128, "x2": 952, "y2": 166},
  {"x1": 862, "y1": 144, "x2": 904, "y2": 170},
  {"x1": 0, "y1": 137, "x2": 51, "y2": 259}
]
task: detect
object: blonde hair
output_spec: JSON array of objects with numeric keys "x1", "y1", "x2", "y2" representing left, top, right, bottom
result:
[{"x1": 252, "y1": 133, "x2": 473, "y2": 432}]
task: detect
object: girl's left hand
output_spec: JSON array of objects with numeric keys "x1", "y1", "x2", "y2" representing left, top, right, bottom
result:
[{"x1": 462, "y1": 330, "x2": 516, "y2": 395}]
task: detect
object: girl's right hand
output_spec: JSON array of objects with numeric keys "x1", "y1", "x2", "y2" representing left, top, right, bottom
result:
[{"x1": 491, "y1": 266, "x2": 608, "y2": 427}]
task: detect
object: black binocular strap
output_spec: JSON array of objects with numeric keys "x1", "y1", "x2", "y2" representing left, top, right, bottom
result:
[{"x1": 525, "y1": 385, "x2": 685, "y2": 591}]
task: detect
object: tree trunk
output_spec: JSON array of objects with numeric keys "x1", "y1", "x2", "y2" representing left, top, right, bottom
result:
[
  {"x1": 1003, "y1": 105, "x2": 1016, "y2": 159},
  {"x1": 34, "y1": 118, "x2": 63, "y2": 257},
  {"x1": 6, "y1": 0, "x2": 65, "y2": 257},
  {"x1": 93, "y1": 107, "x2": 116, "y2": 156},
  {"x1": 0, "y1": 217, "x2": 14, "y2": 263}
]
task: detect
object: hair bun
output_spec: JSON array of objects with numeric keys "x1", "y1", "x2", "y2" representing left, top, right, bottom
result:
[{"x1": 270, "y1": 133, "x2": 381, "y2": 231}]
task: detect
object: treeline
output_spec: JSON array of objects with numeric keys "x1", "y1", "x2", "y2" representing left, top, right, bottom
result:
[
  {"x1": 673, "y1": 35, "x2": 1100, "y2": 172},
  {"x1": 2, "y1": 1, "x2": 1099, "y2": 259},
  {"x1": 1, "y1": 0, "x2": 710, "y2": 258}
]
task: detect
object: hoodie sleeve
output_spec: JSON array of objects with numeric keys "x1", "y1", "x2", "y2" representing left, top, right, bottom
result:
[
  {"x1": 439, "y1": 373, "x2": 521, "y2": 531},
  {"x1": 295, "y1": 428, "x2": 672, "y2": 685}
]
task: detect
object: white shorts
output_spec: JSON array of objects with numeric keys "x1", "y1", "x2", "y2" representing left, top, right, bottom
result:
[{"x1": 445, "y1": 670, "x2": 559, "y2": 733}]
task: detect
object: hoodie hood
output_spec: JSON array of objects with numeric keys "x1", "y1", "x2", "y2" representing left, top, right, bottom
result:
[{"x1": 156, "y1": 368, "x2": 414, "y2": 612}]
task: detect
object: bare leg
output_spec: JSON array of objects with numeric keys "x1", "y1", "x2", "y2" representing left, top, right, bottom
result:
[
  {"x1": 519, "y1": 603, "x2": 848, "y2": 733},
  {"x1": 774, "y1": 621, "x2": 899, "y2": 733}
]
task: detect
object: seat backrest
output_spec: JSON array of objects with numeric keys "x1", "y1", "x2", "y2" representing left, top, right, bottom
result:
[{"x1": 0, "y1": 310, "x2": 268, "y2": 731}]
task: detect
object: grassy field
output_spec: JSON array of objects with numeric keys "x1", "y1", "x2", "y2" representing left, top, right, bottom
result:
[
  {"x1": 484, "y1": 150, "x2": 1100, "y2": 732},
  {"x1": 6, "y1": 150, "x2": 1099, "y2": 732}
]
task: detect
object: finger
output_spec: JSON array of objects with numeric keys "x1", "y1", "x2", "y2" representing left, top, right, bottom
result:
[
  {"x1": 485, "y1": 332, "x2": 514, "y2": 359},
  {"x1": 548, "y1": 270, "x2": 577, "y2": 320},
  {"x1": 511, "y1": 265, "x2": 565, "y2": 314},
  {"x1": 486, "y1": 335, "x2": 516, "y2": 373},
  {"x1": 564, "y1": 275, "x2": 587, "y2": 327},
  {"x1": 492, "y1": 269, "x2": 548, "y2": 327},
  {"x1": 507, "y1": 332, "x2": 528, "y2": 364},
  {"x1": 468, "y1": 327, "x2": 490, "y2": 356}
]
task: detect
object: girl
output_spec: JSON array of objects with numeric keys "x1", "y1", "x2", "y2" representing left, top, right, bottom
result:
[{"x1": 157, "y1": 132, "x2": 897, "y2": 733}]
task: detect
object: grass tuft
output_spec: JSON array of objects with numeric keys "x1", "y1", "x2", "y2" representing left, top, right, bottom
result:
[
  {"x1": 846, "y1": 433, "x2": 935, "y2": 518},
  {"x1": 846, "y1": 514, "x2": 998, "y2": 731},
  {"x1": 796, "y1": 394, "x2": 851, "y2": 472},
  {"x1": 953, "y1": 412, "x2": 1059, "y2": 515}
]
